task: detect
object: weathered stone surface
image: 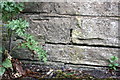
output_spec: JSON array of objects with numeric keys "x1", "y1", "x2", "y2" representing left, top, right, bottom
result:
[
  {"x1": 2, "y1": 41, "x2": 39, "y2": 60},
  {"x1": 11, "y1": 48, "x2": 39, "y2": 60},
  {"x1": 65, "y1": 64, "x2": 104, "y2": 70},
  {"x1": 24, "y1": 2, "x2": 119, "y2": 16},
  {"x1": 44, "y1": 44, "x2": 119, "y2": 66},
  {"x1": 22, "y1": 14, "x2": 72, "y2": 43},
  {"x1": 21, "y1": 60, "x2": 104, "y2": 70},
  {"x1": 72, "y1": 17, "x2": 119, "y2": 46},
  {"x1": 4, "y1": 2, "x2": 119, "y2": 69}
]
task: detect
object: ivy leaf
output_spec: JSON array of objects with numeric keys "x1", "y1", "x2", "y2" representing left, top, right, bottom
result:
[
  {"x1": 111, "y1": 56, "x2": 118, "y2": 61},
  {"x1": 108, "y1": 64, "x2": 113, "y2": 67},
  {"x1": 113, "y1": 67, "x2": 117, "y2": 70},
  {"x1": 66, "y1": 73, "x2": 73, "y2": 75},
  {"x1": 0, "y1": 67, "x2": 6, "y2": 76},
  {"x1": 2, "y1": 58, "x2": 12, "y2": 68},
  {"x1": 109, "y1": 59, "x2": 113, "y2": 63},
  {"x1": 114, "y1": 63, "x2": 119, "y2": 66},
  {"x1": 17, "y1": 6, "x2": 24, "y2": 11},
  {"x1": 43, "y1": 57, "x2": 47, "y2": 63},
  {"x1": 1, "y1": 2, "x2": 24, "y2": 21}
]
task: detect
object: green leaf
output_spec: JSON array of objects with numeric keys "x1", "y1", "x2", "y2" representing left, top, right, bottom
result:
[
  {"x1": 1, "y1": 2, "x2": 24, "y2": 21},
  {"x1": 0, "y1": 67, "x2": 6, "y2": 76},
  {"x1": 108, "y1": 64, "x2": 113, "y2": 67},
  {"x1": 17, "y1": 6, "x2": 24, "y2": 11},
  {"x1": 109, "y1": 59, "x2": 113, "y2": 63},
  {"x1": 114, "y1": 63, "x2": 119, "y2": 66},
  {"x1": 111, "y1": 56, "x2": 118, "y2": 61},
  {"x1": 21, "y1": 43, "x2": 27, "y2": 48},
  {"x1": 43, "y1": 58, "x2": 47, "y2": 62},
  {"x1": 2, "y1": 58, "x2": 12, "y2": 68},
  {"x1": 113, "y1": 67, "x2": 117, "y2": 70}
]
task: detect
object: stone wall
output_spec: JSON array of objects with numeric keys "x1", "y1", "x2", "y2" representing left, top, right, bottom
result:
[{"x1": 11, "y1": 2, "x2": 120, "y2": 69}]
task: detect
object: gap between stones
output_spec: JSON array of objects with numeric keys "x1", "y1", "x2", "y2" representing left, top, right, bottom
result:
[
  {"x1": 21, "y1": 12, "x2": 120, "y2": 18},
  {"x1": 19, "y1": 59, "x2": 120, "y2": 68},
  {"x1": 61, "y1": 14, "x2": 120, "y2": 18},
  {"x1": 45, "y1": 42, "x2": 120, "y2": 49}
]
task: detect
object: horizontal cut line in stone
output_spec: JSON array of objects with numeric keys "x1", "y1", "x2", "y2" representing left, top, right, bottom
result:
[
  {"x1": 20, "y1": 59, "x2": 120, "y2": 68},
  {"x1": 32, "y1": 19, "x2": 49, "y2": 21},
  {"x1": 59, "y1": 14, "x2": 120, "y2": 18},
  {"x1": 21, "y1": 11, "x2": 47, "y2": 14},
  {"x1": 18, "y1": 58, "x2": 39, "y2": 61},
  {"x1": 65, "y1": 62, "x2": 120, "y2": 68},
  {"x1": 31, "y1": 15, "x2": 70, "y2": 18},
  {"x1": 45, "y1": 42, "x2": 120, "y2": 49},
  {"x1": 21, "y1": 12, "x2": 70, "y2": 18},
  {"x1": 47, "y1": 60, "x2": 120, "y2": 68},
  {"x1": 19, "y1": 59, "x2": 107, "y2": 67},
  {"x1": 21, "y1": 12, "x2": 120, "y2": 18},
  {"x1": 76, "y1": 38, "x2": 104, "y2": 40},
  {"x1": 41, "y1": 16, "x2": 70, "y2": 18},
  {"x1": 50, "y1": 60, "x2": 108, "y2": 67}
]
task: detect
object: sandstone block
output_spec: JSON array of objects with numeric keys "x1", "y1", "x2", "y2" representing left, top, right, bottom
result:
[
  {"x1": 72, "y1": 17, "x2": 119, "y2": 47},
  {"x1": 44, "y1": 44, "x2": 119, "y2": 66},
  {"x1": 24, "y1": 2, "x2": 119, "y2": 16}
]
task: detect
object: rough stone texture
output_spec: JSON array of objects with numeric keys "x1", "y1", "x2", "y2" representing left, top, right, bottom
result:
[
  {"x1": 6, "y1": 2, "x2": 120, "y2": 68},
  {"x1": 11, "y1": 48, "x2": 39, "y2": 60},
  {"x1": 19, "y1": 14, "x2": 120, "y2": 46},
  {"x1": 24, "y1": 2, "x2": 119, "y2": 16},
  {"x1": 72, "y1": 17, "x2": 119, "y2": 46},
  {"x1": 20, "y1": 14, "x2": 73, "y2": 43},
  {"x1": 44, "y1": 44, "x2": 119, "y2": 66},
  {"x1": 2, "y1": 41, "x2": 39, "y2": 60}
]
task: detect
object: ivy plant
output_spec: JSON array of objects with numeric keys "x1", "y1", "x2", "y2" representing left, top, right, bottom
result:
[
  {"x1": 0, "y1": 49, "x2": 12, "y2": 76},
  {"x1": 0, "y1": 2, "x2": 24, "y2": 21},
  {"x1": 6, "y1": 19, "x2": 47, "y2": 61},
  {"x1": 6, "y1": 18, "x2": 29, "y2": 36},
  {"x1": 0, "y1": 2, "x2": 47, "y2": 77},
  {"x1": 20, "y1": 33, "x2": 47, "y2": 61},
  {"x1": 108, "y1": 56, "x2": 119, "y2": 70}
]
